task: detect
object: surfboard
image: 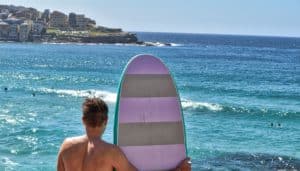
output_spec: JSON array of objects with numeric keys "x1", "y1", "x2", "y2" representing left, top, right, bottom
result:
[{"x1": 114, "y1": 54, "x2": 187, "y2": 171}]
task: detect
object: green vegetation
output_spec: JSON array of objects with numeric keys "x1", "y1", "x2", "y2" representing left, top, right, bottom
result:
[
  {"x1": 46, "y1": 27, "x2": 60, "y2": 35},
  {"x1": 46, "y1": 28, "x2": 88, "y2": 36},
  {"x1": 46, "y1": 28, "x2": 121, "y2": 37},
  {"x1": 88, "y1": 31, "x2": 110, "y2": 37}
]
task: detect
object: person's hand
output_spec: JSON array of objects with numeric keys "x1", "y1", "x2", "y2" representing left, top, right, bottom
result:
[{"x1": 175, "y1": 157, "x2": 191, "y2": 171}]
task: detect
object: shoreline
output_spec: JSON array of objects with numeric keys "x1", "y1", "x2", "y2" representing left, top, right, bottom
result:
[
  {"x1": 0, "y1": 32, "x2": 138, "y2": 44},
  {"x1": 0, "y1": 39, "x2": 179, "y2": 47}
]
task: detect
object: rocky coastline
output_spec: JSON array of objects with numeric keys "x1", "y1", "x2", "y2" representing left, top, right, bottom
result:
[
  {"x1": 0, "y1": 5, "x2": 176, "y2": 46},
  {"x1": 36, "y1": 32, "x2": 138, "y2": 44},
  {"x1": 0, "y1": 4, "x2": 142, "y2": 44}
]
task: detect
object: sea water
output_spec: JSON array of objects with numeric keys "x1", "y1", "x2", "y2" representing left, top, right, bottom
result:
[{"x1": 0, "y1": 32, "x2": 299, "y2": 170}]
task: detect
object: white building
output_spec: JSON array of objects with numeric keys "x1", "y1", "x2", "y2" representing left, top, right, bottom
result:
[
  {"x1": 8, "y1": 23, "x2": 19, "y2": 40},
  {"x1": 19, "y1": 23, "x2": 30, "y2": 41},
  {"x1": 0, "y1": 21, "x2": 9, "y2": 38}
]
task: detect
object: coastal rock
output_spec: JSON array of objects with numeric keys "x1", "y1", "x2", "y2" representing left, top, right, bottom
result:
[
  {"x1": 82, "y1": 33, "x2": 138, "y2": 43},
  {"x1": 39, "y1": 32, "x2": 138, "y2": 44}
]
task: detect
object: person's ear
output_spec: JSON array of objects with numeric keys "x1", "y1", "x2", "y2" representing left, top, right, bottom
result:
[
  {"x1": 103, "y1": 119, "x2": 108, "y2": 126},
  {"x1": 82, "y1": 117, "x2": 86, "y2": 126}
]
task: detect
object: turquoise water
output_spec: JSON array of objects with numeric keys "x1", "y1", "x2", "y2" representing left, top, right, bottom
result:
[{"x1": 0, "y1": 33, "x2": 300, "y2": 170}]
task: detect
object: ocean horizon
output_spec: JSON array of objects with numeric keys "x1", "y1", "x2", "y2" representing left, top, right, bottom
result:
[
  {"x1": 0, "y1": 32, "x2": 299, "y2": 170},
  {"x1": 134, "y1": 31, "x2": 300, "y2": 39}
]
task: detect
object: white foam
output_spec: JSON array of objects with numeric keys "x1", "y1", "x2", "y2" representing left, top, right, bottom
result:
[
  {"x1": 0, "y1": 114, "x2": 27, "y2": 125},
  {"x1": 181, "y1": 99, "x2": 223, "y2": 112},
  {"x1": 143, "y1": 41, "x2": 166, "y2": 47},
  {"x1": 0, "y1": 114, "x2": 17, "y2": 125},
  {"x1": 5, "y1": 118, "x2": 18, "y2": 125},
  {"x1": 31, "y1": 128, "x2": 38, "y2": 133},
  {"x1": 1, "y1": 157, "x2": 19, "y2": 167},
  {"x1": 0, "y1": 109, "x2": 10, "y2": 114},
  {"x1": 34, "y1": 88, "x2": 222, "y2": 111},
  {"x1": 36, "y1": 88, "x2": 117, "y2": 103},
  {"x1": 170, "y1": 43, "x2": 183, "y2": 47},
  {"x1": 114, "y1": 43, "x2": 124, "y2": 46},
  {"x1": 33, "y1": 64, "x2": 52, "y2": 68},
  {"x1": 10, "y1": 149, "x2": 17, "y2": 154},
  {"x1": 155, "y1": 42, "x2": 166, "y2": 47}
]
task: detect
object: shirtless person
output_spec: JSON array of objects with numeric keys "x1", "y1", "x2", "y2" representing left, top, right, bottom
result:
[{"x1": 57, "y1": 98, "x2": 191, "y2": 171}]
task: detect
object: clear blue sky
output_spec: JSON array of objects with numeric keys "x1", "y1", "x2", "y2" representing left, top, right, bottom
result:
[{"x1": 1, "y1": 0, "x2": 300, "y2": 37}]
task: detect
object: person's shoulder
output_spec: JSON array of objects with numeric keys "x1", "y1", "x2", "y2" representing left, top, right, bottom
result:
[
  {"x1": 60, "y1": 135, "x2": 87, "y2": 152},
  {"x1": 100, "y1": 141, "x2": 121, "y2": 154},
  {"x1": 109, "y1": 144, "x2": 125, "y2": 157}
]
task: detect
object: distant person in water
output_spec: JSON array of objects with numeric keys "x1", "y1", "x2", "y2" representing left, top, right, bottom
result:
[
  {"x1": 4, "y1": 87, "x2": 8, "y2": 92},
  {"x1": 57, "y1": 98, "x2": 191, "y2": 171}
]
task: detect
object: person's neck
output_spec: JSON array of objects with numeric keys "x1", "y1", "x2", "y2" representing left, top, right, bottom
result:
[
  {"x1": 85, "y1": 127, "x2": 102, "y2": 141},
  {"x1": 86, "y1": 133, "x2": 101, "y2": 141}
]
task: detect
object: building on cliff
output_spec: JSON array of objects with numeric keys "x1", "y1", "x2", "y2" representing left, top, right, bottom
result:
[
  {"x1": 0, "y1": 8, "x2": 9, "y2": 14},
  {"x1": 68, "y1": 13, "x2": 94, "y2": 30},
  {"x1": 8, "y1": 23, "x2": 19, "y2": 40},
  {"x1": 19, "y1": 22, "x2": 30, "y2": 41},
  {"x1": 75, "y1": 14, "x2": 88, "y2": 30},
  {"x1": 32, "y1": 20, "x2": 46, "y2": 35},
  {"x1": 15, "y1": 8, "x2": 40, "y2": 21},
  {"x1": 68, "y1": 13, "x2": 76, "y2": 28},
  {"x1": 0, "y1": 11, "x2": 8, "y2": 19},
  {"x1": 2, "y1": 18, "x2": 24, "y2": 40},
  {"x1": 0, "y1": 21, "x2": 9, "y2": 39},
  {"x1": 41, "y1": 9, "x2": 50, "y2": 23},
  {"x1": 50, "y1": 11, "x2": 68, "y2": 30}
]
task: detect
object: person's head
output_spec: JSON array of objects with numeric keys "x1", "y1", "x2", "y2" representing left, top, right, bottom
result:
[{"x1": 82, "y1": 98, "x2": 108, "y2": 135}]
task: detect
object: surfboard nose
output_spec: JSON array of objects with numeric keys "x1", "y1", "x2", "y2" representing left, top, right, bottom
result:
[{"x1": 125, "y1": 54, "x2": 170, "y2": 74}]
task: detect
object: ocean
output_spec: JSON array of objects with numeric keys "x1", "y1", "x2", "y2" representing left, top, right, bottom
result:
[{"x1": 0, "y1": 32, "x2": 299, "y2": 170}]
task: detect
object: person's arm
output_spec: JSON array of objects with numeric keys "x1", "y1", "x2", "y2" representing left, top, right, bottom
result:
[
  {"x1": 57, "y1": 139, "x2": 68, "y2": 171},
  {"x1": 112, "y1": 146, "x2": 137, "y2": 171},
  {"x1": 57, "y1": 151, "x2": 65, "y2": 171}
]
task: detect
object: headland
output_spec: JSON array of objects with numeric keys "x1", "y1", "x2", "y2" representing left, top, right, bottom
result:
[{"x1": 0, "y1": 4, "x2": 138, "y2": 44}]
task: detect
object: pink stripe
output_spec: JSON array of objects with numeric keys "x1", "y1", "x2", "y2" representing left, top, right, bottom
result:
[
  {"x1": 119, "y1": 97, "x2": 182, "y2": 123},
  {"x1": 126, "y1": 55, "x2": 169, "y2": 74},
  {"x1": 121, "y1": 144, "x2": 186, "y2": 171}
]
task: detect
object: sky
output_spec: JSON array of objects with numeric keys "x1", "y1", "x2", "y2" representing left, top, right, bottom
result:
[{"x1": 1, "y1": 0, "x2": 300, "y2": 37}]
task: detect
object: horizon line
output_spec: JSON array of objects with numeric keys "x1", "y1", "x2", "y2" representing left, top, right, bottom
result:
[{"x1": 129, "y1": 31, "x2": 300, "y2": 39}]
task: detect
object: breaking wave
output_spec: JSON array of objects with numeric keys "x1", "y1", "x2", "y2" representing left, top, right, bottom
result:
[
  {"x1": 35, "y1": 88, "x2": 116, "y2": 103},
  {"x1": 170, "y1": 43, "x2": 183, "y2": 47},
  {"x1": 33, "y1": 88, "x2": 222, "y2": 112},
  {"x1": 28, "y1": 88, "x2": 299, "y2": 116},
  {"x1": 181, "y1": 99, "x2": 223, "y2": 112},
  {"x1": 180, "y1": 98, "x2": 299, "y2": 117}
]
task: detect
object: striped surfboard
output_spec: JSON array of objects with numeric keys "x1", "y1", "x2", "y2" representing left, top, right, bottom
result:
[{"x1": 114, "y1": 54, "x2": 187, "y2": 171}]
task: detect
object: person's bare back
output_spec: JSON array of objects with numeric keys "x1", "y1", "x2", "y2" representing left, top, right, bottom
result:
[{"x1": 57, "y1": 135, "x2": 136, "y2": 171}]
